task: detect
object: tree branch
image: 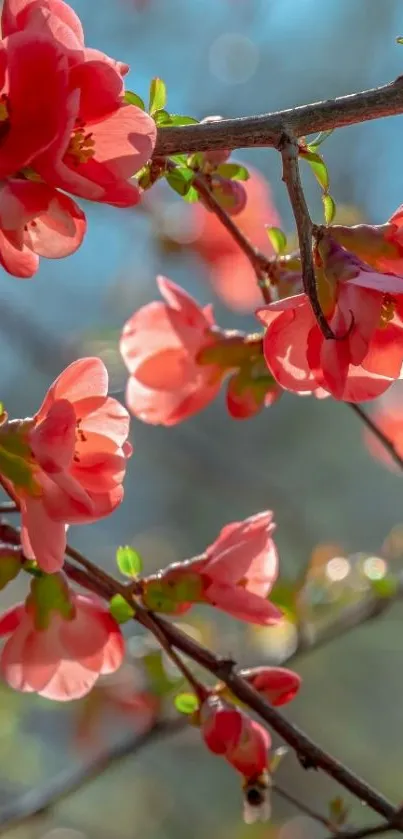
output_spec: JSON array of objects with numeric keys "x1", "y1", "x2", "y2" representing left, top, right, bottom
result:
[
  {"x1": 0, "y1": 718, "x2": 186, "y2": 834},
  {"x1": 279, "y1": 133, "x2": 334, "y2": 338},
  {"x1": 154, "y1": 77, "x2": 403, "y2": 156},
  {"x1": 348, "y1": 404, "x2": 403, "y2": 471}
]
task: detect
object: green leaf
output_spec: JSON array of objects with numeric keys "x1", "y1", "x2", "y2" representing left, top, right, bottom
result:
[
  {"x1": 370, "y1": 576, "x2": 398, "y2": 598},
  {"x1": 308, "y1": 129, "x2": 334, "y2": 150},
  {"x1": 266, "y1": 226, "x2": 287, "y2": 255},
  {"x1": 396, "y1": 36, "x2": 403, "y2": 44},
  {"x1": 149, "y1": 77, "x2": 167, "y2": 114},
  {"x1": 182, "y1": 185, "x2": 200, "y2": 203},
  {"x1": 322, "y1": 193, "x2": 336, "y2": 225},
  {"x1": 109, "y1": 593, "x2": 135, "y2": 624},
  {"x1": 144, "y1": 650, "x2": 183, "y2": 697},
  {"x1": 301, "y1": 150, "x2": 329, "y2": 191},
  {"x1": 174, "y1": 692, "x2": 199, "y2": 715},
  {"x1": 154, "y1": 109, "x2": 172, "y2": 126},
  {"x1": 169, "y1": 154, "x2": 189, "y2": 166},
  {"x1": 124, "y1": 90, "x2": 146, "y2": 110},
  {"x1": 215, "y1": 163, "x2": 249, "y2": 181},
  {"x1": 169, "y1": 114, "x2": 199, "y2": 126},
  {"x1": 166, "y1": 167, "x2": 194, "y2": 197},
  {"x1": 116, "y1": 545, "x2": 143, "y2": 577}
]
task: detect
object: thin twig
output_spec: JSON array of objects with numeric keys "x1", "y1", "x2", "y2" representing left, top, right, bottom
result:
[
  {"x1": 279, "y1": 133, "x2": 333, "y2": 339},
  {"x1": 348, "y1": 403, "x2": 403, "y2": 472},
  {"x1": 161, "y1": 159, "x2": 273, "y2": 302},
  {"x1": 273, "y1": 782, "x2": 336, "y2": 830},
  {"x1": 154, "y1": 77, "x2": 403, "y2": 156},
  {"x1": 0, "y1": 718, "x2": 186, "y2": 834},
  {"x1": 192, "y1": 171, "x2": 272, "y2": 303},
  {"x1": 0, "y1": 501, "x2": 17, "y2": 514},
  {"x1": 0, "y1": 509, "x2": 398, "y2": 825}
]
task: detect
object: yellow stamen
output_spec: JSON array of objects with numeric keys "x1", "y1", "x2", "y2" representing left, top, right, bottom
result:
[
  {"x1": 66, "y1": 129, "x2": 95, "y2": 166},
  {"x1": 379, "y1": 294, "x2": 396, "y2": 328}
]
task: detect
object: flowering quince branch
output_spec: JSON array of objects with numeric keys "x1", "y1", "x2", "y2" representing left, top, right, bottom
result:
[
  {"x1": 278, "y1": 134, "x2": 335, "y2": 339},
  {"x1": 0, "y1": 508, "x2": 398, "y2": 825},
  {"x1": 153, "y1": 76, "x2": 403, "y2": 156},
  {"x1": 188, "y1": 168, "x2": 273, "y2": 303}
]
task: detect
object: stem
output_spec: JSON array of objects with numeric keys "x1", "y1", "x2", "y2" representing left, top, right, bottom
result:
[
  {"x1": 279, "y1": 134, "x2": 334, "y2": 339},
  {"x1": 348, "y1": 403, "x2": 403, "y2": 472},
  {"x1": 0, "y1": 718, "x2": 186, "y2": 834},
  {"x1": 154, "y1": 77, "x2": 403, "y2": 156},
  {"x1": 192, "y1": 171, "x2": 272, "y2": 303}
]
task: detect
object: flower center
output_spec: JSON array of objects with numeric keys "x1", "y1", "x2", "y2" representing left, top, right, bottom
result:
[
  {"x1": 66, "y1": 126, "x2": 95, "y2": 166},
  {"x1": 379, "y1": 294, "x2": 396, "y2": 328},
  {"x1": 0, "y1": 93, "x2": 9, "y2": 123}
]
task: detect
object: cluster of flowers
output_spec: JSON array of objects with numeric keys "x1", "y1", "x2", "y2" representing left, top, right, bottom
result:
[
  {"x1": 121, "y1": 211, "x2": 403, "y2": 417},
  {"x1": 0, "y1": 352, "x2": 300, "y2": 818},
  {"x1": 0, "y1": 0, "x2": 156, "y2": 277}
]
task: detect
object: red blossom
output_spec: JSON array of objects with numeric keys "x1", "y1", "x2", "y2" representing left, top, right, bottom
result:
[
  {"x1": 0, "y1": 579, "x2": 124, "y2": 701},
  {"x1": 8, "y1": 357, "x2": 131, "y2": 573},
  {"x1": 120, "y1": 276, "x2": 224, "y2": 425},
  {"x1": 142, "y1": 511, "x2": 281, "y2": 626},
  {"x1": 200, "y1": 695, "x2": 272, "y2": 823},
  {"x1": 0, "y1": 179, "x2": 86, "y2": 277},
  {"x1": 257, "y1": 235, "x2": 403, "y2": 402}
]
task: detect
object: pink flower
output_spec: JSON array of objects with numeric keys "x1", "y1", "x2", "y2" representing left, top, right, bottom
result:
[
  {"x1": 257, "y1": 235, "x2": 403, "y2": 402},
  {"x1": 142, "y1": 512, "x2": 281, "y2": 626},
  {"x1": 363, "y1": 390, "x2": 403, "y2": 473},
  {"x1": 0, "y1": 0, "x2": 156, "y2": 210},
  {"x1": 0, "y1": 579, "x2": 124, "y2": 701},
  {"x1": 0, "y1": 179, "x2": 86, "y2": 277},
  {"x1": 193, "y1": 166, "x2": 281, "y2": 311},
  {"x1": 200, "y1": 695, "x2": 272, "y2": 823},
  {"x1": 120, "y1": 276, "x2": 223, "y2": 425},
  {"x1": 12, "y1": 357, "x2": 131, "y2": 573}
]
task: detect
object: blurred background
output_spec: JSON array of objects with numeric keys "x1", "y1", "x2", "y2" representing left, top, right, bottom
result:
[{"x1": 2, "y1": 0, "x2": 403, "y2": 837}]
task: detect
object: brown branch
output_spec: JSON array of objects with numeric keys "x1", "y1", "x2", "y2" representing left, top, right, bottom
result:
[
  {"x1": 348, "y1": 403, "x2": 403, "y2": 472},
  {"x1": 279, "y1": 133, "x2": 333, "y2": 338},
  {"x1": 0, "y1": 507, "x2": 399, "y2": 825},
  {"x1": 154, "y1": 77, "x2": 403, "y2": 156},
  {"x1": 192, "y1": 171, "x2": 272, "y2": 302},
  {"x1": 0, "y1": 718, "x2": 186, "y2": 834},
  {"x1": 45, "y1": 547, "x2": 401, "y2": 823}
]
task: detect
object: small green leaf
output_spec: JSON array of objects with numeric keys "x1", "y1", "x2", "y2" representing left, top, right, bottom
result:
[
  {"x1": 169, "y1": 154, "x2": 189, "y2": 166},
  {"x1": 266, "y1": 226, "x2": 287, "y2": 255},
  {"x1": 323, "y1": 193, "x2": 336, "y2": 225},
  {"x1": 166, "y1": 167, "x2": 194, "y2": 197},
  {"x1": 154, "y1": 109, "x2": 172, "y2": 126},
  {"x1": 370, "y1": 576, "x2": 398, "y2": 598},
  {"x1": 215, "y1": 163, "x2": 249, "y2": 181},
  {"x1": 0, "y1": 548, "x2": 21, "y2": 590},
  {"x1": 308, "y1": 129, "x2": 334, "y2": 150},
  {"x1": 124, "y1": 90, "x2": 146, "y2": 110},
  {"x1": 116, "y1": 545, "x2": 143, "y2": 577},
  {"x1": 301, "y1": 150, "x2": 329, "y2": 191},
  {"x1": 169, "y1": 114, "x2": 199, "y2": 126},
  {"x1": 149, "y1": 77, "x2": 167, "y2": 114},
  {"x1": 396, "y1": 36, "x2": 403, "y2": 44},
  {"x1": 109, "y1": 593, "x2": 135, "y2": 624},
  {"x1": 182, "y1": 185, "x2": 200, "y2": 203},
  {"x1": 174, "y1": 692, "x2": 199, "y2": 715}
]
